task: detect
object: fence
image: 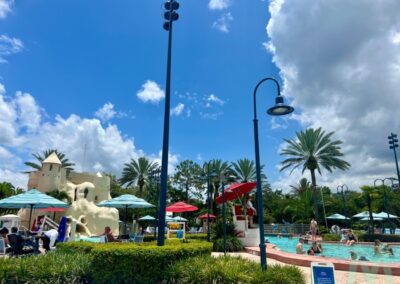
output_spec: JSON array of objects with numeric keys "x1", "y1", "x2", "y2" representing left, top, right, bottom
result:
[{"x1": 264, "y1": 223, "x2": 309, "y2": 235}]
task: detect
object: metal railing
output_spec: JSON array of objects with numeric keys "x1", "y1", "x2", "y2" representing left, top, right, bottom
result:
[{"x1": 264, "y1": 223, "x2": 309, "y2": 235}]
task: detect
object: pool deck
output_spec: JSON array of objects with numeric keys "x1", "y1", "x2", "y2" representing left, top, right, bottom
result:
[
  {"x1": 212, "y1": 252, "x2": 400, "y2": 284},
  {"x1": 245, "y1": 244, "x2": 400, "y2": 276}
]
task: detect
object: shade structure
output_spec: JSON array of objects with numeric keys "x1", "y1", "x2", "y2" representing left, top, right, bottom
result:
[
  {"x1": 173, "y1": 216, "x2": 188, "y2": 222},
  {"x1": 0, "y1": 189, "x2": 68, "y2": 228},
  {"x1": 165, "y1": 216, "x2": 175, "y2": 222},
  {"x1": 326, "y1": 213, "x2": 350, "y2": 220},
  {"x1": 97, "y1": 194, "x2": 154, "y2": 234},
  {"x1": 375, "y1": 212, "x2": 399, "y2": 219},
  {"x1": 215, "y1": 182, "x2": 256, "y2": 204},
  {"x1": 361, "y1": 217, "x2": 383, "y2": 221},
  {"x1": 166, "y1": 202, "x2": 198, "y2": 213},
  {"x1": 198, "y1": 213, "x2": 217, "y2": 220},
  {"x1": 139, "y1": 215, "x2": 156, "y2": 221},
  {"x1": 353, "y1": 211, "x2": 380, "y2": 218}
]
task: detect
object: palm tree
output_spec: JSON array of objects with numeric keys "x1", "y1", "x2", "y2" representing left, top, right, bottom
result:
[
  {"x1": 231, "y1": 158, "x2": 257, "y2": 182},
  {"x1": 360, "y1": 186, "x2": 380, "y2": 234},
  {"x1": 119, "y1": 157, "x2": 159, "y2": 197},
  {"x1": 280, "y1": 127, "x2": 350, "y2": 221},
  {"x1": 24, "y1": 149, "x2": 75, "y2": 172},
  {"x1": 173, "y1": 160, "x2": 203, "y2": 201},
  {"x1": 206, "y1": 159, "x2": 231, "y2": 215}
]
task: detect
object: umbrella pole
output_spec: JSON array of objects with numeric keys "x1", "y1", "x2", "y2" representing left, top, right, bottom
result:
[
  {"x1": 28, "y1": 204, "x2": 34, "y2": 229},
  {"x1": 124, "y1": 205, "x2": 128, "y2": 235}
]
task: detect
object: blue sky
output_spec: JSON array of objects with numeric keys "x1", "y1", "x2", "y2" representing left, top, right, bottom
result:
[{"x1": 1, "y1": 0, "x2": 400, "y2": 191}]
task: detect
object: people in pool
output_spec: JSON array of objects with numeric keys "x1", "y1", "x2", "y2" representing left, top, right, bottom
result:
[
  {"x1": 374, "y1": 239, "x2": 381, "y2": 254},
  {"x1": 307, "y1": 242, "x2": 323, "y2": 255},
  {"x1": 350, "y1": 251, "x2": 358, "y2": 260},
  {"x1": 345, "y1": 229, "x2": 358, "y2": 246},
  {"x1": 296, "y1": 238, "x2": 305, "y2": 254},
  {"x1": 387, "y1": 248, "x2": 394, "y2": 256}
]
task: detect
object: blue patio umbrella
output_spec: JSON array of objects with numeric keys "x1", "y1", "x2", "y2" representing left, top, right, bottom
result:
[
  {"x1": 139, "y1": 215, "x2": 156, "y2": 221},
  {"x1": 97, "y1": 194, "x2": 154, "y2": 234},
  {"x1": 326, "y1": 213, "x2": 350, "y2": 220},
  {"x1": 173, "y1": 216, "x2": 188, "y2": 222},
  {"x1": 0, "y1": 189, "x2": 68, "y2": 228}
]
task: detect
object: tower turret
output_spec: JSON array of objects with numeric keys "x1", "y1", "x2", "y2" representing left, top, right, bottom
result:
[{"x1": 37, "y1": 152, "x2": 62, "y2": 192}]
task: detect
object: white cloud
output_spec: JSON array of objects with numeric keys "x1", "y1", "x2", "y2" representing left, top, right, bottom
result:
[
  {"x1": 267, "y1": 0, "x2": 400, "y2": 190},
  {"x1": 171, "y1": 103, "x2": 185, "y2": 116},
  {"x1": 0, "y1": 0, "x2": 13, "y2": 19},
  {"x1": 208, "y1": 0, "x2": 231, "y2": 11},
  {"x1": 0, "y1": 82, "x2": 5, "y2": 94},
  {"x1": 94, "y1": 102, "x2": 116, "y2": 122},
  {"x1": 206, "y1": 94, "x2": 225, "y2": 106},
  {"x1": 152, "y1": 151, "x2": 179, "y2": 175},
  {"x1": 177, "y1": 92, "x2": 226, "y2": 120},
  {"x1": 136, "y1": 80, "x2": 165, "y2": 104},
  {"x1": 0, "y1": 34, "x2": 23, "y2": 63},
  {"x1": 14, "y1": 91, "x2": 42, "y2": 132},
  {"x1": 212, "y1": 12, "x2": 233, "y2": 33}
]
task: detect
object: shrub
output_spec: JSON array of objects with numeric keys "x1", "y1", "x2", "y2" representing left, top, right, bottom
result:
[
  {"x1": 322, "y1": 234, "x2": 340, "y2": 241},
  {"x1": 143, "y1": 233, "x2": 207, "y2": 242},
  {"x1": 213, "y1": 236, "x2": 244, "y2": 252},
  {"x1": 89, "y1": 240, "x2": 212, "y2": 283},
  {"x1": 167, "y1": 255, "x2": 305, "y2": 284},
  {"x1": 57, "y1": 241, "x2": 98, "y2": 254},
  {"x1": 0, "y1": 252, "x2": 92, "y2": 283},
  {"x1": 211, "y1": 221, "x2": 236, "y2": 240},
  {"x1": 359, "y1": 234, "x2": 400, "y2": 242}
]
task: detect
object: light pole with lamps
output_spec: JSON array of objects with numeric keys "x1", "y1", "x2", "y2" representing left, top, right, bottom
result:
[
  {"x1": 336, "y1": 184, "x2": 349, "y2": 228},
  {"x1": 388, "y1": 133, "x2": 400, "y2": 185},
  {"x1": 158, "y1": 0, "x2": 180, "y2": 246},
  {"x1": 200, "y1": 163, "x2": 217, "y2": 242},
  {"x1": 374, "y1": 178, "x2": 395, "y2": 233},
  {"x1": 149, "y1": 168, "x2": 161, "y2": 239},
  {"x1": 253, "y1": 77, "x2": 294, "y2": 271}
]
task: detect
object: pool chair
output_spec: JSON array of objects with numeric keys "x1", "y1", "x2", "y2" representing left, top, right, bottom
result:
[
  {"x1": 197, "y1": 227, "x2": 204, "y2": 234},
  {"x1": 0, "y1": 237, "x2": 7, "y2": 256},
  {"x1": 7, "y1": 234, "x2": 35, "y2": 256},
  {"x1": 129, "y1": 234, "x2": 144, "y2": 243},
  {"x1": 232, "y1": 205, "x2": 247, "y2": 222},
  {"x1": 188, "y1": 227, "x2": 197, "y2": 234}
]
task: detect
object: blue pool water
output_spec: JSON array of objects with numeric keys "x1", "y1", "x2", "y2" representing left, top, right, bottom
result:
[
  {"x1": 76, "y1": 236, "x2": 102, "y2": 243},
  {"x1": 266, "y1": 236, "x2": 400, "y2": 264}
]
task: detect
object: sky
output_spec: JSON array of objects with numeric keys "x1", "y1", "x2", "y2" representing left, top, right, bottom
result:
[{"x1": 0, "y1": 0, "x2": 399, "y2": 192}]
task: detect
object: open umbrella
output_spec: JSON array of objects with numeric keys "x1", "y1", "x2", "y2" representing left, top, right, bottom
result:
[
  {"x1": 198, "y1": 213, "x2": 216, "y2": 220},
  {"x1": 353, "y1": 211, "x2": 380, "y2": 218},
  {"x1": 215, "y1": 182, "x2": 256, "y2": 204},
  {"x1": 139, "y1": 215, "x2": 156, "y2": 221},
  {"x1": 173, "y1": 216, "x2": 188, "y2": 222},
  {"x1": 375, "y1": 211, "x2": 399, "y2": 219},
  {"x1": 98, "y1": 194, "x2": 154, "y2": 234},
  {"x1": 166, "y1": 202, "x2": 198, "y2": 213},
  {"x1": 361, "y1": 217, "x2": 383, "y2": 221},
  {"x1": 0, "y1": 189, "x2": 68, "y2": 228},
  {"x1": 326, "y1": 213, "x2": 350, "y2": 220}
]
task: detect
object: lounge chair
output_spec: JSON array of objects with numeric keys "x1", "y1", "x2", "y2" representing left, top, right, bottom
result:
[
  {"x1": 188, "y1": 227, "x2": 197, "y2": 234},
  {"x1": 197, "y1": 227, "x2": 203, "y2": 234},
  {"x1": 99, "y1": 236, "x2": 108, "y2": 243},
  {"x1": 129, "y1": 234, "x2": 144, "y2": 243}
]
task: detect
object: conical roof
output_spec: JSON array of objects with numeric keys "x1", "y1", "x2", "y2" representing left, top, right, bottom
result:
[{"x1": 42, "y1": 152, "x2": 62, "y2": 165}]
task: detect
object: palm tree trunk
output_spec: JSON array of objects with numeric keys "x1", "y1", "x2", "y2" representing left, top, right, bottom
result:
[{"x1": 310, "y1": 169, "x2": 319, "y2": 222}]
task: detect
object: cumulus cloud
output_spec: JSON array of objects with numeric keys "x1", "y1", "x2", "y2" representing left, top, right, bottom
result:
[
  {"x1": 208, "y1": 0, "x2": 231, "y2": 11},
  {"x1": 171, "y1": 103, "x2": 185, "y2": 116},
  {"x1": 0, "y1": 34, "x2": 23, "y2": 63},
  {"x1": 206, "y1": 94, "x2": 225, "y2": 107},
  {"x1": 0, "y1": 0, "x2": 13, "y2": 19},
  {"x1": 212, "y1": 12, "x2": 233, "y2": 33},
  {"x1": 94, "y1": 102, "x2": 116, "y2": 122},
  {"x1": 266, "y1": 0, "x2": 400, "y2": 190},
  {"x1": 177, "y1": 92, "x2": 226, "y2": 120},
  {"x1": 136, "y1": 80, "x2": 165, "y2": 104}
]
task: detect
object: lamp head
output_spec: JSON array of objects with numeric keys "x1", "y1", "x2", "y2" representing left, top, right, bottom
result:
[{"x1": 267, "y1": 96, "x2": 294, "y2": 116}]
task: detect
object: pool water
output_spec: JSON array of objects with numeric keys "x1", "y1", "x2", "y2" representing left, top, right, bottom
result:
[
  {"x1": 266, "y1": 236, "x2": 400, "y2": 263},
  {"x1": 75, "y1": 236, "x2": 102, "y2": 243}
]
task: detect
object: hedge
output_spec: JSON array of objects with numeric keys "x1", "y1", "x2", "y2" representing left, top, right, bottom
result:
[
  {"x1": 143, "y1": 233, "x2": 207, "y2": 242},
  {"x1": 359, "y1": 234, "x2": 400, "y2": 242},
  {"x1": 322, "y1": 234, "x2": 340, "y2": 241},
  {"x1": 167, "y1": 255, "x2": 305, "y2": 284}
]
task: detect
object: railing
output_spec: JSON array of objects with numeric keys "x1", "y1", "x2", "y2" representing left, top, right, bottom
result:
[{"x1": 264, "y1": 223, "x2": 309, "y2": 235}]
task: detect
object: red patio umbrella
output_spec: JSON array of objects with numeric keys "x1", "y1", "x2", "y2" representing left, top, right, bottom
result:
[
  {"x1": 198, "y1": 213, "x2": 217, "y2": 220},
  {"x1": 215, "y1": 182, "x2": 256, "y2": 204},
  {"x1": 166, "y1": 201, "x2": 198, "y2": 213}
]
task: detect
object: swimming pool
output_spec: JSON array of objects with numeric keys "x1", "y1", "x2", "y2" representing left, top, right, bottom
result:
[
  {"x1": 75, "y1": 236, "x2": 102, "y2": 243},
  {"x1": 266, "y1": 236, "x2": 400, "y2": 263}
]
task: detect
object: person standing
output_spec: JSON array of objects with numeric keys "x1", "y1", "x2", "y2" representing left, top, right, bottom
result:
[{"x1": 310, "y1": 218, "x2": 318, "y2": 241}]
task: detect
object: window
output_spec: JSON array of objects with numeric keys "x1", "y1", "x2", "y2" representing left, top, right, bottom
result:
[{"x1": 49, "y1": 164, "x2": 53, "y2": 171}]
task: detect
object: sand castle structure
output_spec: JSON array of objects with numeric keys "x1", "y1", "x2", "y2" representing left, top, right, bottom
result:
[{"x1": 19, "y1": 152, "x2": 119, "y2": 236}]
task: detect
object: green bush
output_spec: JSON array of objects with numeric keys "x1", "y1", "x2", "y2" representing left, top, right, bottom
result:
[
  {"x1": 143, "y1": 233, "x2": 207, "y2": 242},
  {"x1": 213, "y1": 236, "x2": 244, "y2": 252},
  {"x1": 211, "y1": 221, "x2": 236, "y2": 240},
  {"x1": 0, "y1": 252, "x2": 92, "y2": 283},
  {"x1": 359, "y1": 234, "x2": 400, "y2": 242},
  {"x1": 167, "y1": 255, "x2": 305, "y2": 284},
  {"x1": 89, "y1": 240, "x2": 212, "y2": 283},
  {"x1": 322, "y1": 234, "x2": 340, "y2": 241}
]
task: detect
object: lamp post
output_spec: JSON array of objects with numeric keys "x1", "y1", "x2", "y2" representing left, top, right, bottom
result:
[
  {"x1": 252, "y1": 77, "x2": 294, "y2": 271},
  {"x1": 200, "y1": 164, "x2": 217, "y2": 242},
  {"x1": 374, "y1": 178, "x2": 395, "y2": 233},
  {"x1": 336, "y1": 184, "x2": 349, "y2": 228},
  {"x1": 388, "y1": 133, "x2": 400, "y2": 186},
  {"x1": 158, "y1": 0, "x2": 180, "y2": 246},
  {"x1": 150, "y1": 168, "x2": 161, "y2": 239},
  {"x1": 220, "y1": 172, "x2": 227, "y2": 256}
]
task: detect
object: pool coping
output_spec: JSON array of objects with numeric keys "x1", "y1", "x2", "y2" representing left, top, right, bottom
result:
[{"x1": 245, "y1": 244, "x2": 400, "y2": 276}]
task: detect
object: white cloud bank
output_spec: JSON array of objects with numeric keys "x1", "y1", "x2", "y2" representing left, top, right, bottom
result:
[
  {"x1": 0, "y1": 0, "x2": 13, "y2": 19},
  {"x1": 267, "y1": 0, "x2": 400, "y2": 191},
  {"x1": 0, "y1": 85, "x2": 179, "y2": 189},
  {"x1": 208, "y1": 0, "x2": 231, "y2": 11},
  {"x1": 212, "y1": 12, "x2": 233, "y2": 33},
  {"x1": 136, "y1": 80, "x2": 165, "y2": 104},
  {"x1": 0, "y1": 34, "x2": 24, "y2": 63}
]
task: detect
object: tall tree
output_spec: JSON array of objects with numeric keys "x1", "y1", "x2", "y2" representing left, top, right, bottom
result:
[
  {"x1": 173, "y1": 160, "x2": 203, "y2": 201},
  {"x1": 231, "y1": 158, "x2": 257, "y2": 182},
  {"x1": 119, "y1": 157, "x2": 159, "y2": 197},
  {"x1": 280, "y1": 127, "x2": 350, "y2": 222},
  {"x1": 360, "y1": 186, "x2": 380, "y2": 234},
  {"x1": 24, "y1": 149, "x2": 75, "y2": 172},
  {"x1": 207, "y1": 159, "x2": 231, "y2": 215},
  {"x1": 0, "y1": 182, "x2": 23, "y2": 214}
]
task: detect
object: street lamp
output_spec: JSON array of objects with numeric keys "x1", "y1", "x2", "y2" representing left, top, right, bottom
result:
[
  {"x1": 336, "y1": 184, "x2": 349, "y2": 228},
  {"x1": 252, "y1": 77, "x2": 294, "y2": 271},
  {"x1": 200, "y1": 163, "x2": 217, "y2": 242},
  {"x1": 388, "y1": 133, "x2": 400, "y2": 186},
  {"x1": 374, "y1": 178, "x2": 395, "y2": 233},
  {"x1": 150, "y1": 168, "x2": 161, "y2": 239},
  {"x1": 158, "y1": 0, "x2": 180, "y2": 246}
]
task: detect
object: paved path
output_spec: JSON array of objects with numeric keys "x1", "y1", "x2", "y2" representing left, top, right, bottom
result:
[{"x1": 211, "y1": 252, "x2": 400, "y2": 284}]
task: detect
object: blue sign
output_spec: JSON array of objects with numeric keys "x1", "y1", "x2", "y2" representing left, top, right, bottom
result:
[{"x1": 312, "y1": 265, "x2": 335, "y2": 284}]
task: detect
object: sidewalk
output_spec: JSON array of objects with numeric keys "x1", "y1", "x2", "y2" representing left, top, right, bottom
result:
[{"x1": 211, "y1": 252, "x2": 400, "y2": 284}]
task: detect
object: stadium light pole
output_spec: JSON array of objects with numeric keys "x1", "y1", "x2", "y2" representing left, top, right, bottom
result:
[
  {"x1": 388, "y1": 133, "x2": 400, "y2": 186},
  {"x1": 252, "y1": 77, "x2": 294, "y2": 270}
]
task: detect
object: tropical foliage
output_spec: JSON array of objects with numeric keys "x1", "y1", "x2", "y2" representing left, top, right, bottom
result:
[{"x1": 24, "y1": 149, "x2": 75, "y2": 172}]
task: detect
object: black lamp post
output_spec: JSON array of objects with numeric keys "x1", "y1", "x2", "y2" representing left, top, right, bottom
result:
[
  {"x1": 388, "y1": 133, "x2": 400, "y2": 186},
  {"x1": 252, "y1": 77, "x2": 294, "y2": 271},
  {"x1": 150, "y1": 168, "x2": 161, "y2": 239},
  {"x1": 374, "y1": 177, "x2": 395, "y2": 233},
  {"x1": 201, "y1": 164, "x2": 217, "y2": 242},
  {"x1": 220, "y1": 173, "x2": 227, "y2": 256},
  {"x1": 336, "y1": 184, "x2": 349, "y2": 228},
  {"x1": 158, "y1": 0, "x2": 180, "y2": 246}
]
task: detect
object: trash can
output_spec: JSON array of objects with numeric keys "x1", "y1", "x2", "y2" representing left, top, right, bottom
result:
[{"x1": 177, "y1": 229, "x2": 183, "y2": 239}]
